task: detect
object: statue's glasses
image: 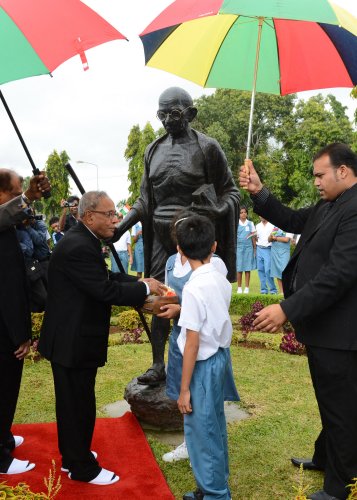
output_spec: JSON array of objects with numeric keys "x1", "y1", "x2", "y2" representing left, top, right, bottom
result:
[
  {"x1": 156, "y1": 106, "x2": 191, "y2": 121},
  {"x1": 88, "y1": 210, "x2": 119, "y2": 220}
]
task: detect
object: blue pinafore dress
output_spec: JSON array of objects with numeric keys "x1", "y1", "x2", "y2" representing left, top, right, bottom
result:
[
  {"x1": 131, "y1": 223, "x2": 144, "y2": 273},
  {"x1": 165, "y1": 254, "x2": 240, "y2": 402},
  {"x1": 236, "y1": 220, "x2": 256, "y2": 272}
]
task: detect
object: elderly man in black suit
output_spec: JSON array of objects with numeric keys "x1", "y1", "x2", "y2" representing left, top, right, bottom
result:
[
  {"x1": 240, "y1": 143, "x2": 357, "y2": 500},
  {"x1": 0, "y1": 169, "x2": 50, "y2": 475},
  {"x1": 39, "y1": 191, "x2": 164, "y2": 486}
]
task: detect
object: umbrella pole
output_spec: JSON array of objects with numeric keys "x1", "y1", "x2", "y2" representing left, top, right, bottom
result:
[
  {"x1": 245, "y1": 17, "x2": 264, "y2": 160},
  {"x1": 0, "y1": 89, "x2": 38, "y2": 175}
]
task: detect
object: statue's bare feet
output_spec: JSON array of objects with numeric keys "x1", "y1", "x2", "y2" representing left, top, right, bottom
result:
[{"x1": 137, "y1": 364, "x2": 166, "y2": 386}]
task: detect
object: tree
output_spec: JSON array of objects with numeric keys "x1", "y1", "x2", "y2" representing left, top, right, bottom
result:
[
  {"x1": 193, "y1": 89, "x2": 296, "y2": 177},
  {"x1": 125, "y1": 122, "x2": 157, "y2": 204},
  {"x1": 193, "y1": 89, "x2": 354, "y2": 207},
  {"x1": 275, "y1": 94, "x2": 354, "y2": 207},
  {"x1": 41, "y1": 150, "x2": 70, "y2": 219}
]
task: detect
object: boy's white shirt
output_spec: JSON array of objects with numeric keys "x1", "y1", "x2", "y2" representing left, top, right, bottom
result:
[{"x1": 177, "y1": 262, "x2": 232, "y2": 361}]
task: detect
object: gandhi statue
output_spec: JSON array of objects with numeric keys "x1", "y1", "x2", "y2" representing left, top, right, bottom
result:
[{"x1": 114, "y1": 87, "x2": 239, "y2": 385}]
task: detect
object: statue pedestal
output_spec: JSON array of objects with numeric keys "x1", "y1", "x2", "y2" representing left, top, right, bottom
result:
[{"x1": 124, "y1": 377, "x2": 183, "y2": 431}]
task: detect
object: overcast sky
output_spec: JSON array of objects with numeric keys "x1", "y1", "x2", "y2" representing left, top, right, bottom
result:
[{"x1": 1, "y1": 0, "x2": 356, "y2": 206}]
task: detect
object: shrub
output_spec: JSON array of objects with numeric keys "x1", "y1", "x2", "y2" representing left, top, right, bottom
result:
[
  {"x1": 280, "y1": 330, "x2": 306, "y2": 356},
  {"x1": 116, "y1": 309, "x2": 150, "y2": 331},
  {"x1": 239, "y1": 301, "x2": 265, "y2": 340},
  {"x1": 230, "y1": 294, "x2": 280, "y2": 316},
  {"x1": 122, "y1": 327, "x2": 144, "y2": 344}
]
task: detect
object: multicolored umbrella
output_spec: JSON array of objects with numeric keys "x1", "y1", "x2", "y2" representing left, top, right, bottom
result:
[
  {"x1": 140, "y1": 0, "x2": 357, "y2": 157},
  {"x1": 0, "y1": 0, "x2": 126, "y2": 173}
]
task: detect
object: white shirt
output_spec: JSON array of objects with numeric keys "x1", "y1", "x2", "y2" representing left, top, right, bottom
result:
[
  {"x1": 165, "y1": 253, "x2": 228, "y2": 284},
  {"x1": 256, "y1": 221, "x2": 274, "y2": 247},
  {"x1": 239, "y1": 219, "x2": 256, "y2": 231},
  {"x1": 177, "y1": 263, "x2": 233, "y2": 361},
  {"x1": 113, "y1": 231, "x2": 131, "y2": 252}
]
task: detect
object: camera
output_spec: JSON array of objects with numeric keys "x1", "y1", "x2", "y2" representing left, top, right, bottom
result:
[
  {"x1": 63, "y1": 202, "x2": 77, "y2": 208},
  {"x1": 34, "y1": 214, "x2": 43, "y2": 221}
]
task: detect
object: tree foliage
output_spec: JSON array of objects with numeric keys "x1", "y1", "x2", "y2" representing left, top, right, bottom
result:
[
  {"x1": 125, "y1": 122, "x2": 157, "y2": 204},
  {"x1": 193, "y1": 90, "x2": 354, "y2": 208},
  {"x1": 41, "y1": 150, "x2": 70, "y2": 219}
]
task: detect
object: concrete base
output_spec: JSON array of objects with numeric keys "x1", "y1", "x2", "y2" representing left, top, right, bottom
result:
[
  {"x1": 103, "y1": 399, "x2": 249, "y2": 447},
  {"x1": 124, "y1": 377, "x2": 183, "y2": 431}
]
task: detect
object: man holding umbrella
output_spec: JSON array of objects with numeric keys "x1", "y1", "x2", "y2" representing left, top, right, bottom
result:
[{"x1": 240, "y1": 143, "x2": 357, "y2": 500}]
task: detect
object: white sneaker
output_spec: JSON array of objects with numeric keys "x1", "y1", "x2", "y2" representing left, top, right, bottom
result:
[
  {"x1": 162, "y1": 442, "x2": 189, "y2": 462},
  {"x1": 237, "y1": 287, "x2": 243, "y2": 294},
  {"x1": 243, "y1": 287, "x2": 249, "y2": 294}
]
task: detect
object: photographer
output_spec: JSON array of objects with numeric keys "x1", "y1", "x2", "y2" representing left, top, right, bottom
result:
[
  {"x1": 16, "y1": 209, "x2": 50, "y2": 312},
  {"x1": 58, "y1": 195, "x2": 80, "y2": 232},
  {"x1": 0, "y1": 168, "x2": 50, "y2": 475},
  {"x1": 49, "y1": 216, "x2": 64, "y2": 245}
]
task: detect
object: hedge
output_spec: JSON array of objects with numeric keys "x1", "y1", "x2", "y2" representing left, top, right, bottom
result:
[{"x1": 229, "y1": 293, "x2": 281, "y2": 316}]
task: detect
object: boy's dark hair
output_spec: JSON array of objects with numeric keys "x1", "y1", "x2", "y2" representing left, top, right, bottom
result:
[
  {"x1": 313, "y1": 143, "x2": 357, "y2": 176},
  {"x1": 175, "y1": 214, "x2": 215, "y2": 261},
  {"x1": 49, "y1": 216, "x2": 59, "y2": 225}
]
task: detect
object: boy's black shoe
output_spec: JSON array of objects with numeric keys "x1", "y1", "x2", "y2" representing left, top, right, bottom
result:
[{"x1": 183, "y1": 488, "x2": 204, "y2": 500}]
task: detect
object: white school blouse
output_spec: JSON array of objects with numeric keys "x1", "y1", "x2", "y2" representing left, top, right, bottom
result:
[{"x1": 177, "y1": 263, "x2": 232, "y2": 361}]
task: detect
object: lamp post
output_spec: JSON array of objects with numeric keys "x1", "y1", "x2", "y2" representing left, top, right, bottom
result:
[{"x1": 76, "y1": 160, "x2": 99, "y2": 190}]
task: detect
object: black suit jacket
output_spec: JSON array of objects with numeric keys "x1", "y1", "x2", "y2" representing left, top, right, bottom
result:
[
  {"x1": 0, "y1": 197, "x2": 31, "y2": 352},
  {"x1": 254, "y1": 184, "x2": 357, "y2": 350},
  {"x1": 38, "y1": 222, "x2": 147, "y2": 368}
]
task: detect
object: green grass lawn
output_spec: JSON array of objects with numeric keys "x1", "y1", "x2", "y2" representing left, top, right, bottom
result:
[{"x1": 16, "y1": 336, "x2": 323, "y2": 499}]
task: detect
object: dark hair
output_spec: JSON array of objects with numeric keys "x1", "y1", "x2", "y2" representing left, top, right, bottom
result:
[
  {"x1": 240, "y1": 206, "x2": 248, "y2": 214},
  {"x1": 49, "y1": 216, "x2": 59, "y2": 225},
  {"x1": 313, "y1": 143, "x2": 357, "y2": 176},
  {"x1": 170, "y1": 208, "x2": 195, "y2": 245},
  {"x1": 175, "y1": 214, "x2": 215, "y2": 261},
  {"x1": 0, "y1": 169, "x2": 19, "y2": 192},
  {"x1": 67, "y1": 195, "x2": 80, "y2": 204}
]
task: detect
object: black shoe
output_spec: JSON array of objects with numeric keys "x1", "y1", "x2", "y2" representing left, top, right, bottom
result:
[
  {"x1": 307, "y1": 489, "x2": 341, "y2": 499},
  {"x1": 137, "y1": 366, "x2": 166, "y2": 386},
  {"x1": 183, "y1": 488, "x2": 204, "y2": 500},
  {"x1": 291, "y1": 457, "x2": 324, "y2": 471}
]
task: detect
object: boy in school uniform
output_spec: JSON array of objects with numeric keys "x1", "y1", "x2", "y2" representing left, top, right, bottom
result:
[{"x1": 175, "y1": 214, "x2": 236, "y2": 500}]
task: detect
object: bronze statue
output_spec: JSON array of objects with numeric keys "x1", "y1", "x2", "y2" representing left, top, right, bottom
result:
[{"x1": 114, "y1": 87, "x2": 239, "y2": 385}]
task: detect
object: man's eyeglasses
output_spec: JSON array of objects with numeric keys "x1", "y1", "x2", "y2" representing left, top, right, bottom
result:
[
  {"x1": 156, "y1": 106, "x2": 191, "y2": 122},
  {"x1": 89, "y1": 210, "x2": 119, "y2": 219}
]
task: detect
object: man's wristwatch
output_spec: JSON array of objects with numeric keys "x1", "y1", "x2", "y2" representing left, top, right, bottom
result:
[{"x1": 21, "y1": 194, "x2": 32, "y2": 207}]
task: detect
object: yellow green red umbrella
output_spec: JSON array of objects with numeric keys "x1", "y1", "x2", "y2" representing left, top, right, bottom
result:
[{"x1": 140, "y1": 0, "x2": 357, "y2": 157}]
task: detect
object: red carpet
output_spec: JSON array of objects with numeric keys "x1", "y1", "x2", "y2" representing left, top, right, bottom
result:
[{"x1": 4, "y1": 413, "x2": 174, "y2": 499}]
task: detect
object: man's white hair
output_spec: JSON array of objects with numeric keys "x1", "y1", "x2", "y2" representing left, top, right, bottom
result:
[{"x1": 78, "y1": 191, "x2": 110, "y2": 217}]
